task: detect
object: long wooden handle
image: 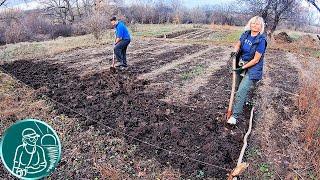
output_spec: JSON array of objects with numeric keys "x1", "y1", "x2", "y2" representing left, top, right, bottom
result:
[
  {"x1": 227, "y1": 55, "x2": 237, "y2": 119},
  {"x1": 112, "y1": 50, "x2": 115, "y2": 67}
]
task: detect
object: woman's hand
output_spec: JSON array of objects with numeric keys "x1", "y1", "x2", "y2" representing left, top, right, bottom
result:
[
  {"x1": 242, "y1": 52, "x2": 262, "y2": 69},
  {"x1": 233, "y1": 67, "x2": 243, "y2": 73}
]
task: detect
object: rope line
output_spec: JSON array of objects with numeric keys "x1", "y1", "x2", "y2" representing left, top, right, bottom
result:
[{"x1": 0, "y1": 67, "x2": 232, "y2": 172}]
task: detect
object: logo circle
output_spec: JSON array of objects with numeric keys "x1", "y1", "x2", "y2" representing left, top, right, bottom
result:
[{"x1": 0, "y1": 119, "x2": 62, "y2": 180}]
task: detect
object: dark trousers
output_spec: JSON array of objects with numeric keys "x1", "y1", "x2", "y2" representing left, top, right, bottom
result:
[{"x1": 114, "y1": 39, "x2": 130, "y2": 66}]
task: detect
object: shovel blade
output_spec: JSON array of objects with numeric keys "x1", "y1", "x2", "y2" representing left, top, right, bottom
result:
[{"x1": 110, "y1": 66, "x2": 116, "y2": 73}]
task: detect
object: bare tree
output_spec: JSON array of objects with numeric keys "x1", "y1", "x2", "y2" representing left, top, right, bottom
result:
[
  {"x1": 154, "y1": 1, "x2": 173, "y2": 24},
  {"x1": 39, "y1": 0, "x2": 76, "y2": 24},
  {"x1": 170, "y1": 0, "x2": 183, "y2": 23},
  {"x1": 190, "y1": 6, "x2": 206, "y2": 23},
  {"x1": 241, "y1": 0, "x2": 302, "y2": 34},
  {"x1": 210, "y1": 3, "x2": 238, "y2": 25},
  {"x1": 270, "y1": 0, "x2": 298, "y2": 33}
]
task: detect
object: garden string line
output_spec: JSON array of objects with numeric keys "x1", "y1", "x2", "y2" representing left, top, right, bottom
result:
[{"x1": 0, "y1": 67, "x2": 232, "y2": 172}]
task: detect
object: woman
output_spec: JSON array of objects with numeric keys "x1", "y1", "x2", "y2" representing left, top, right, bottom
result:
[{"x1": 227, "y1": 16, "x2": 267, "y2": 125}]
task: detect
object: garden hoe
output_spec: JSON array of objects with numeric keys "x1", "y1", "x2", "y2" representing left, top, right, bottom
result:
[{"x1": 226, "y1": 53, "x2": 237, "y2": 120}]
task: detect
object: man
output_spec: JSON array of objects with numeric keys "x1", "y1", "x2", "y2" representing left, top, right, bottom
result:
[
  {"x1": 13, "y1": 128, "x2": 47, "y2": 177},
  {"x1": 110, "y1": 16, "x2": 131, "y2": 70}
]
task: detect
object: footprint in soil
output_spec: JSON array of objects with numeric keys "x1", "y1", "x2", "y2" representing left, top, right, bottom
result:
[{"x1": 1, "y1": 60, "x2": 244, "y2": 178}]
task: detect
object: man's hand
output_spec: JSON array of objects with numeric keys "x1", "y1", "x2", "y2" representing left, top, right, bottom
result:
[{"x1": 233, "y1": 67, "x2": 243, "y2": 73}]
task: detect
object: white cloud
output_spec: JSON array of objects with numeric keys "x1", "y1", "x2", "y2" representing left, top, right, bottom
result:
[
  {"x1": 13, "y1": 1, "x2": 42, "y2": 10},
  {"x1": 0, "y1": 0, "x2": 42, "y2": 11}
]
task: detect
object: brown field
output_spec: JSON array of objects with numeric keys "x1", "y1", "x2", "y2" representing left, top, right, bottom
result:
[{"x1": 1, "y1": 25, "x2": 319, "y2": 179}]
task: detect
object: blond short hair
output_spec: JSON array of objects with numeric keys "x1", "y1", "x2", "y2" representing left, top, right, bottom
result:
[{"x1": 244, "y1": 16, "x2": 265, "y2": 34}]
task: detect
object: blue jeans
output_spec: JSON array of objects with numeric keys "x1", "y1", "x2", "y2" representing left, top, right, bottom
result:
[
  {"x1": 232, "y1": 73, "x2": 256, "y2": 119},
  {"x1": 114, "y1": 39, "x2": 130, "y2": 66}
]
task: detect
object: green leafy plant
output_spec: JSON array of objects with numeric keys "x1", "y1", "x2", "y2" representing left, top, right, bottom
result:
[
  {"x1": 246, "y1": 147, "x2": 261, "y2": 158},
  {"x1": 259, "y1": 163, "x2": 274, "y2": 179},
  {"x1": 196, "y1": 170, "x2": 205, "y2": 178},
  {"x1": 181, "y1": 65, "x2": 205, "y2": 80}
]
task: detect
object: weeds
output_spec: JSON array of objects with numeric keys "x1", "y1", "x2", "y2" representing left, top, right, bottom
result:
[
  {"x1": 308, "y1": 171, "x2": 317, "y2": 180},
  {"x1": 259, "y1": 163, "x2": 274, "y2": 179},
  {"x1": 0, "y1": 73, "x2": 16, "y2": 93},
  {"x1": 225, "y1": 30, "x2": 243, "y2": 42},
  {"x1": 0, "y1": 43, "x2": 46, "y2": 61},
  {"x1": 246, "y1": 147, "x2": 261, "y2": 159},
  {"x1": 297, "y1": 75, "x2": 320, "y2": 178},
  {"x1": 196, "y1": 170, "x2": 205, "y2": 178},
  {"x1": 312, "y1": 50, "x2": 320, "y2": 58},
  {"x1": 181, "y1": 65, "x2": 205, "y2": 80}
]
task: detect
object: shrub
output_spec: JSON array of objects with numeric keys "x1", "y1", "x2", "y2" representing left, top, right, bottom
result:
[
  {"x1": 5, "y1": 21, "x2": 29, "y2": 44},
  {"x1": 50, "y1": 24, "x2": 73, "y2": 39},
  {"x1": 72, "y1": 22, "x2": 88, "y2": 36},
  {"x1": 83, "y1": 13, "x2": 107, "y2": 40},
  {"x1": 24, "y1": 13, "x2": 52, "y2": 35}
]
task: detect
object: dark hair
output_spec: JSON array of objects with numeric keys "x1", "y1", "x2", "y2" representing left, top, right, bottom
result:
[{"x1": 110, "y1": 16, "x2": 117, "y2": 21}]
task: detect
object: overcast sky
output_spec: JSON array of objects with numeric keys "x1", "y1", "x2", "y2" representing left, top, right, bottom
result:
[{"x1": 3, "y1": 0, "x2": 233, "y2": 10}]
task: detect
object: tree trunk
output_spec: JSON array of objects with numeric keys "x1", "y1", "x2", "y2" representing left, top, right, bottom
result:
[
  {"x1": 76, "y1": 0, "x2": 82, "y2": 18},
  {"x1": 261, "y1": 1, "x2": 271, "y2": 20},
  {"x1": 270, "y1": 14, "x2": 280, "y2": 34},
  {"x1": 64, "y1": 0, "x2": 74, "y2": 24}
]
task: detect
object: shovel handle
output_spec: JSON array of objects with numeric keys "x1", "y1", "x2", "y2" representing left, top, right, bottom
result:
[
  {"x1": 226, "y1": 110, "x2": 232, "y2": 120},
  {"x1": 112, "y1": 47, "x2": 115, "y2": 67},
  {"x1": 227, "y1": 55, "x2": 237, "y2": 120},
  {"x1": 112, "y1": 53, "x2": 115, "y2": 67}
]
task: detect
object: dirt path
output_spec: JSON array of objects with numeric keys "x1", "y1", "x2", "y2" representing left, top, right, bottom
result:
[{"x1": 244, "y1": 50, "x2": 314, "y2": 179}]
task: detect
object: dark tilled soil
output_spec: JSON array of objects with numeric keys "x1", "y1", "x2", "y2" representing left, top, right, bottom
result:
[
  {"x1": 274, "y1": 32, "x2": 293, "y2": 43},
  {"x1": 153, "y1": 47, "x2": 224, "y2": 83},
  {"x1": 131, "y1": 44, "x2": 207, "y2": 74},
  {"x1": 183, "y1": 30, "x2": 214, "y2": 39},
  {"x1": 195, "y1": 31, "x2": 215, "y2": 39},
  {"x1": 1, "y1": 58, "x2": 244, "y2": 178}
]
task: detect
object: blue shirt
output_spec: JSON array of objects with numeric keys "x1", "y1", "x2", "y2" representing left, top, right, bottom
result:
[
  {"x1": 241, "y1": 34, "x2": 266, "y2": 61},
  {"x1": 115, "y1": 21, "x2": 131, "y2": 40}
]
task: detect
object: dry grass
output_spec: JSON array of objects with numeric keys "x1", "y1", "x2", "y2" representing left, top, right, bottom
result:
[
  {"x1": 0, "y1": 31, "x2": 114, "y2": 61},
  {"x1": 131, "y1": 24, "x2": 194, "y2": 37},
  {"x1": 297, "y1": 73, "x2": 320, "y2": 178},
  {"x1": 158, "y1": 168, "x2": 181, "y2": 180},
  {"x1": 210, "y1": 23, "x2": 241, "y2": 31}
]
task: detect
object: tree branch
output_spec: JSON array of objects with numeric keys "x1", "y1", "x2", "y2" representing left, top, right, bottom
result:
[
  {"x1": 307, "y1": 0, "x2": 320, "y2": 12},
  {"x1": 0, "y1": 0, "x2": 7, "y2": 7}
]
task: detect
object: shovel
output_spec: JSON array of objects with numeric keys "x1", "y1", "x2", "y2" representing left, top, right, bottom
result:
[
  {"x1": 226, "y1": 54, "x2": 237, "y2": 120},
  {"x1": 110, "y1": 47, "x2": 116, "y2": 73}
]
